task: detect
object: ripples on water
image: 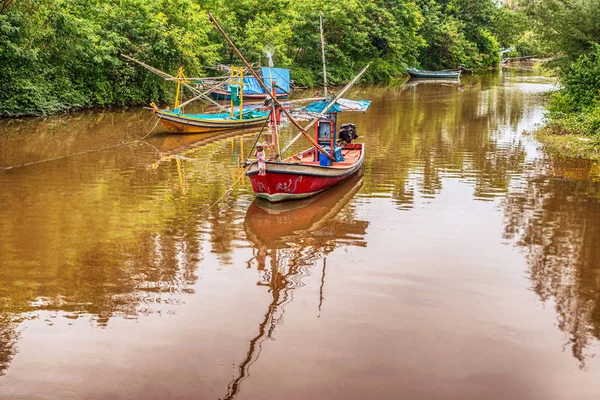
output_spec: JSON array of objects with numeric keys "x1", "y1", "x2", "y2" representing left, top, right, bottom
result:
[{"x1": 1, "y1": 70, "x2": 599, "y2": 399}]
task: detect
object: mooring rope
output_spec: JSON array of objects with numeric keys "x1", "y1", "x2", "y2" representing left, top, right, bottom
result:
[
  {"x1": 180, "y1": 163, "x2": 252, "y2": 230},
  {"x1": 0, "y1": 114, "x2": 163, "y2": 173}
]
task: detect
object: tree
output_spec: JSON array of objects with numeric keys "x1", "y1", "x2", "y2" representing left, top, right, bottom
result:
[{"x1": 521, "y1": 0, "x2": 600, "y2": 63}]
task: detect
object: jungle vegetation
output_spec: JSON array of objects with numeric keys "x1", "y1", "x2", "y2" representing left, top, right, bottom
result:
[
  {"x1": 0, "y1": 0, "x2": 535, "y2": 117},
  {"x1": 522, "y1": 0, "x2": 600, "y2": 154}
]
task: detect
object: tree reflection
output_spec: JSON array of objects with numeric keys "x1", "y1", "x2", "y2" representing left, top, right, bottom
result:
[
  {"x1": 359, "y1": 73, "x2": 531, "y2": 206},
  {"x1": 0, "y1": 314, "x2": 18, "y2": 376},
  {"x1": 504, "y1": 159, "x2": 600, "y2": 366}
]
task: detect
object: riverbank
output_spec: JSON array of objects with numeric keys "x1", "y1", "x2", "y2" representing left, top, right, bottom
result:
[
  {"x1": 536, "y1": 127, "x2": 600, "y2": 160},
  {"x1": 535, "y1": 102, "x2": 600, "y2": 160}
]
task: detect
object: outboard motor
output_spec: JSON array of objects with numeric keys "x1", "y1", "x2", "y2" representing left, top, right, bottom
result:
[{"x1": 339, "y1": 123, "x2": 358, "y2": 144}]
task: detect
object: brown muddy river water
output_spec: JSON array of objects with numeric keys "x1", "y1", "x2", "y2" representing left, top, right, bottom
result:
[{"x1": 1, "y1": 70, "x2": 600, "y2": 400}]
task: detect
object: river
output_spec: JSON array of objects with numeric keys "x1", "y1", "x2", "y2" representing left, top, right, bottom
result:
[{"x1": 1, "y1": 70, "x2": 599, "y2": 400}]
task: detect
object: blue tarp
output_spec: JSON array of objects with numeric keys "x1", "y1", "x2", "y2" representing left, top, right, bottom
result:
[
  {"x1": 302, "y1": 99, "x2": 371, "y2": 114},
  {"x1": 225, "y1": 67, "x2": 291, "y2": 95},
  {"x1": 261, "y1": 67, "x2": 290, "y2": 94},
  {"x1": 235, "y1": 76, "x2": 263, "y2": 95},
  {"x1": 303, "y1": 100, "x2": 343, "y2": 114}
]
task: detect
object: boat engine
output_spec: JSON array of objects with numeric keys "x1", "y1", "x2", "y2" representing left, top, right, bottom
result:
[{"x1": 339, "y1": 123, "x2": 358, "y2": 144}]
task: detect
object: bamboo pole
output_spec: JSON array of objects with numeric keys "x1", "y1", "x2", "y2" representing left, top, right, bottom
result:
[
  {"x1": 320, "y1": 15, "x2": 328, "y2": 97},
  {"x1": 207, "y1": 12, "x2": 336, "y2": 161},
  {"x1": 178, "y1": 77, "x2": 229, "y2": 109},
  {"x1": 121, "y1": 54, "x2": 228, "y2": 112}
]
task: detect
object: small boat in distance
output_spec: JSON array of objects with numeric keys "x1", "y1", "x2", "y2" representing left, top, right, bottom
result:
[{"x1": 405, "y1": 67, "x2": 462, "y2": 79}]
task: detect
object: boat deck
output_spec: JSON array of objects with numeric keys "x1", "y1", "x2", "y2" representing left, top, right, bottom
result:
[{"x1": 286, "y1": 144, "x2": 362, "y2": 168}]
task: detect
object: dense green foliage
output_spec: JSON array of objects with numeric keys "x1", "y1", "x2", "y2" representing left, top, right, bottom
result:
[
  {"x1": 492, "y1": 3, "x2": 549, "y2": 58},
  {"x1": 522, "y1": 0, "x2": 600, "y2": 65},
  {"x1": 416, "y1": 0, "x2": 501, "y2": 70},
  {"x1": 0, "y1": 0, "x2": 219, "y2": 116},
  {"x1": 1, "y1": 0, "x2": 519, "y2": 116},
  {"x1": 545, "y1": 45, "x2": 600, "y2": 138},
  {"x1": 522, "y1": 0, "x2": 600, "y2": 142}
]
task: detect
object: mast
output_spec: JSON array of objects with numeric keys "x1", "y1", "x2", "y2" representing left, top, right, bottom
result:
[
  {"x1": 173, "y1": 67, "x2": 187, "y2": 111},
  {"x1": 230, "y1": 66, "x2": 244, "y2": 119},
  {"x1": 207, "y1": 12, "x2": 336, "y2": 161},
  {"x1": 320, "y1": 15, "x2": 328, "y2": 97},
  {"x1": 264, "y1": 46, "x2": 281, "y2": 156},
  {"x1": 269, "y1": 72, "x2": 280, "y2": 156}
]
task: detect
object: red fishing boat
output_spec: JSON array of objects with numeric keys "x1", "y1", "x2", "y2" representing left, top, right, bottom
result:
[
  {"x1": 246, "y1": 120, "x2": 365, "y2": 202},
  {"x1": 208, "y1": 12, "x2": 370, "y2": 203}
]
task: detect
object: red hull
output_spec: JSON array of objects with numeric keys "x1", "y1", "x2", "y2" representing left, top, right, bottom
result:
[{"x1": 246, "y1": 143, "x2": 364, "y2": 202}]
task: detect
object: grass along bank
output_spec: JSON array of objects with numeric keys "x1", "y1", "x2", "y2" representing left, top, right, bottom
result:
[{"x1": 536, "y1": 127, "x2": 600, "y2": 161}]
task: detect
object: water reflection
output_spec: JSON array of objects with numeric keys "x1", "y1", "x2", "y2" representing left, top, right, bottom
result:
[
  {"x1": 504, "y1": 159, "x2": 600, "y2": 366},
  {"x1": 0, "y1": 127, "x2": 253, "y2": 377},
  {"x1": 222, "y1": 176, "x2": 367, "y2": 399},
  {"x1": 0, "y1": 316, "x2": 17, "y2": 376},
  {"x1": 1, "y1": 71, "x2": 599, "y2": 397},
  {"x1": 401, "y1": 78, "x2": 463, "y2": 90},
  {"x1": 361, "y1": 72, "x2": 530, "y2": 209}
]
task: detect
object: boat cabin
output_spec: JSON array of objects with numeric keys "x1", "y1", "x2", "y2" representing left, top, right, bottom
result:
[{"x1": 315, "y1": 113, "x2": 344, "y2": 166}]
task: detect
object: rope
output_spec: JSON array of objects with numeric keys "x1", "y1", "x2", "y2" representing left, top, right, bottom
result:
[
  {"x1": 180, "y1": 164, "x2": 252, "y2": 230},
  {"x1": 137, "y1": 113, "x2": 162, "y2": 140},
  {"x1": 0, "y1": 142, "x2": 132, "y2": 173},
  {"x1": 0, "y1": 114, "x2": 163, "y2": 173}
]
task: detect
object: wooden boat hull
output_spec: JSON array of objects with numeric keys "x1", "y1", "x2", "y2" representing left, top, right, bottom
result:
[
  {"x1": 406, "y1": 69, "x2": 461, "y2": 79},
  {"x1": 246, "y1": 143, "x2": 364, "y2": 202},
  {"x1": 156, "y1": 110, "x2": 268, "y2": 134},
  {"x1": 209, "y1": 89, "x2": 288, "y2": 101}
]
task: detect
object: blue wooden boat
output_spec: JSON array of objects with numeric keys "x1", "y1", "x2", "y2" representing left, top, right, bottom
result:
[{"x1": 405, "y1": 67, "x2": 461, "y2": 79}]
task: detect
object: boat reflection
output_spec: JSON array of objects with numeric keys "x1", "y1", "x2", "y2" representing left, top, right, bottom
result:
[
  {"x1": 402, "y1": 78, "x2": 463, "y2": 91},
  {"x1": 245, "y1": 173, "x2": 366, "y2": 250},
  {"x1": 221, "y1": 175, "x2": 367, "y2": 399},
  {"x1": 147, "y1": 127, "x2": 260, "y2": 168}
]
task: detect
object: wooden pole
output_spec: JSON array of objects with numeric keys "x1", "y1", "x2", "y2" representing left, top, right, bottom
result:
[
  {"x1": 207, "y1": 12, "x2": 335, "y2": 161},
  {"x1": 320, "y1": 15, "x2": 328, "y2": 97},
  {"x1": 178, "y1": 78, "x2": 228, "y2": 109}
]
